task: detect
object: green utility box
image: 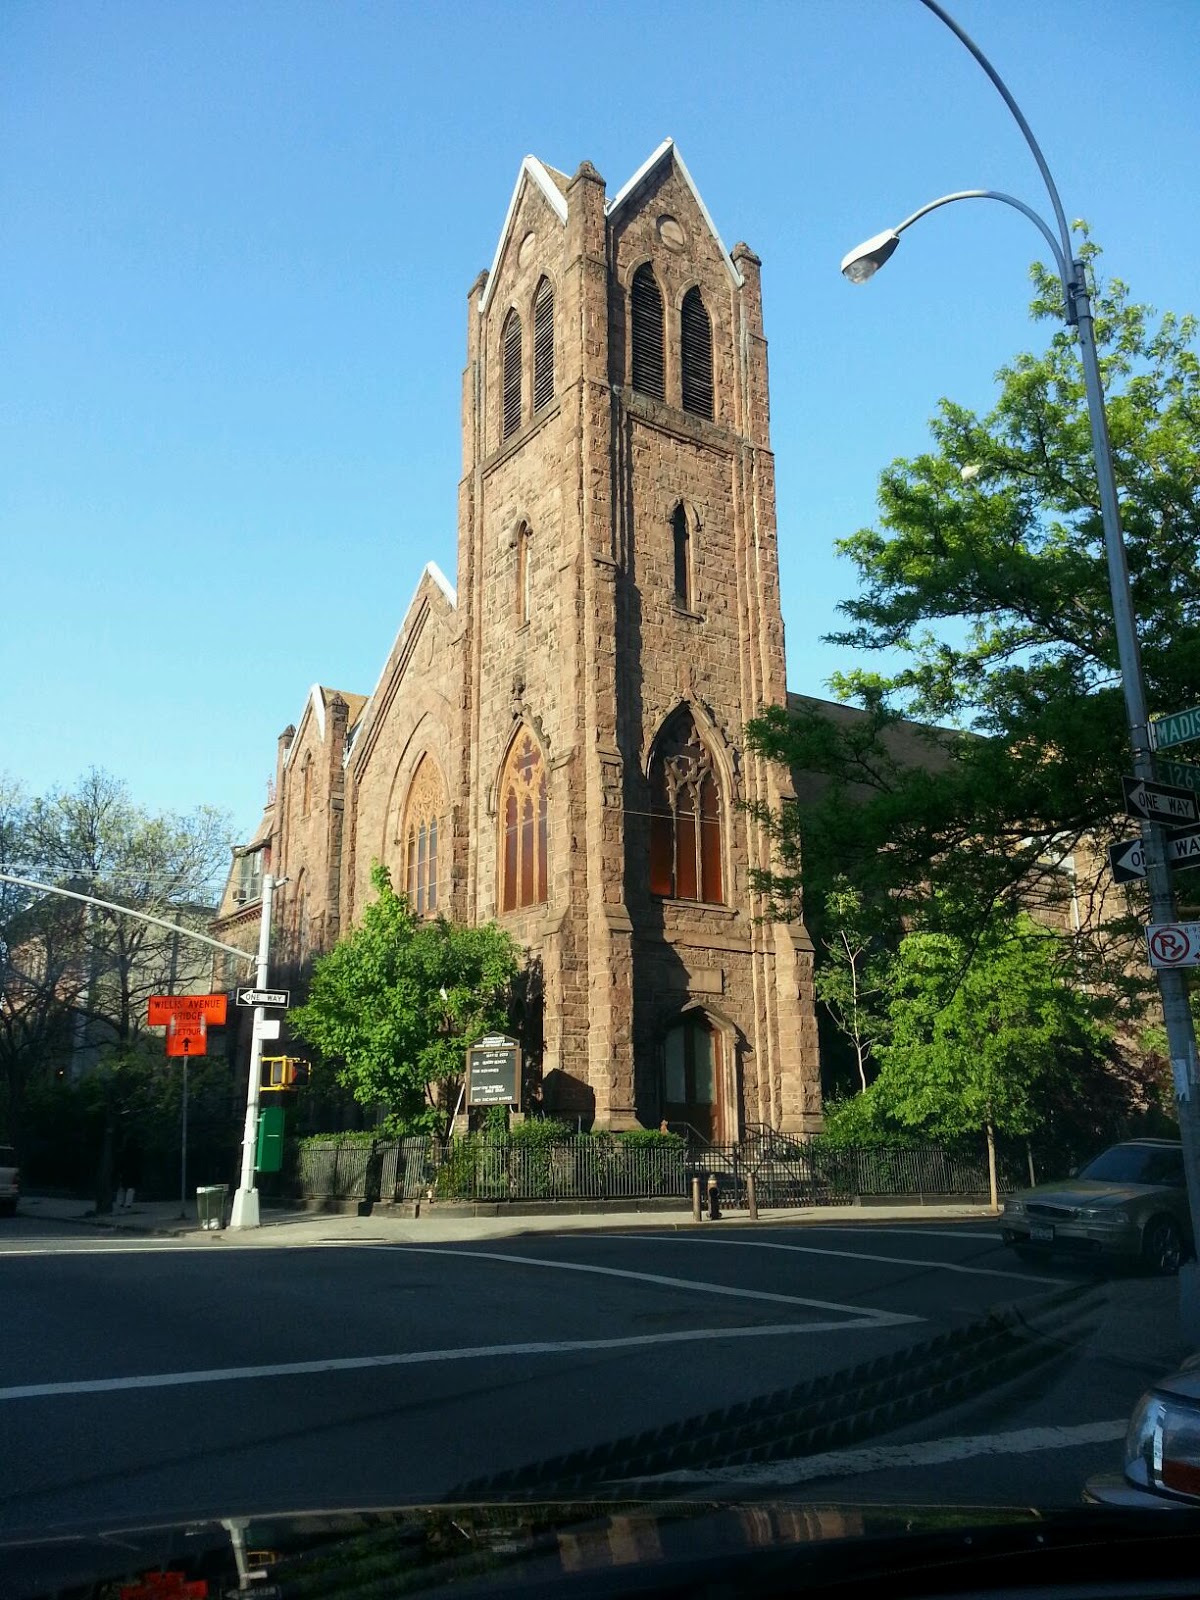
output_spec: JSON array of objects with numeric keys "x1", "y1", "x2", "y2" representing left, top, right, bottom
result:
[
  {"x1": 196, "y1": 1184, "x2": 229, "y2": 1230},
  {"x1": 255, "y1": 1105, "x2": 286, "y2": 1173}
]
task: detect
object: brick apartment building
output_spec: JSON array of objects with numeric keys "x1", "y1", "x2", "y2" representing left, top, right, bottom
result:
[{"x1": 214, "y1": 140, "x2": 828, "y2": 1137}]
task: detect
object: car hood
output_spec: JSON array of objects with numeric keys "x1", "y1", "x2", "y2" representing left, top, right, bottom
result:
[
  {"x1": 7, "y1": 1500, "x2": 1200, "y2": 1600},
  {"x1": 1007, "y1": 1180, "x2": 1166, "y2": 1208}
]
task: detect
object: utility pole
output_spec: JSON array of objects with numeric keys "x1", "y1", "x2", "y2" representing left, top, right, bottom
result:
[{"x1": 230, "y1": 872, "x2": 278, "y2": 1229}]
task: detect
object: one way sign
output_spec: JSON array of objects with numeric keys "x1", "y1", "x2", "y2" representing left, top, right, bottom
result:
[
  {"x1": 1109, "y1": 829, "x2": 1200, "y2": 884},
  {"x1": 1122, "y1": 774, "x2": 1200, "y2": 827},
  {"x1": 236, "y1": 986, "x2": 290, "y2": 1009}
]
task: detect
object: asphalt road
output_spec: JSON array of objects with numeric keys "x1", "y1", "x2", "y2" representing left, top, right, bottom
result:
[{"x1": 0, "y1": 1213, "x2": 1190, "y2": 1543}]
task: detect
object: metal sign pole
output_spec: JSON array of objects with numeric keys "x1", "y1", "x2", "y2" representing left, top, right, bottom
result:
[
  {"x1": 180, "y1": 1044, "x2": 189, "y2": 1220},
  {"x1": 230, "y1": 873, "x2": 277, "y2": 1229}
]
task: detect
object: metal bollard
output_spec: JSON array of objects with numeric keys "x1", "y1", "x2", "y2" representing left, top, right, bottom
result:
[
  {"x1": 745, "y1": 1171, "x2": 758, "y2": 1221},
  {"x1": 691, "y1": 1176, "x2": 702, "y2": 1222},
  {"x1": 707, "y1": 1173, "x2": 720, "y2": 1221}
]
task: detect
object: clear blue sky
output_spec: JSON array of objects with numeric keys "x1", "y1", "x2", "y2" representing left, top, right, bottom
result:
[{"x1": 4, "y1": 0, "x2": 1198, "y2": 843}]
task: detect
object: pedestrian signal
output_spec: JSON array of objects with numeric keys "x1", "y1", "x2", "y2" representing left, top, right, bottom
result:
[{"x1": 260, "y1": 1055, "x2": 310, "y2": 1091}]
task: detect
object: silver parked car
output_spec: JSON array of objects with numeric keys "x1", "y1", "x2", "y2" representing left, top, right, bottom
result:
[
  {"x1": 1088, "y1": 1356, "x2": 1200, "y2": 1509},
  {"x1": 1001, "y1": 1139, "x2": 1191, "y2": 1274}
]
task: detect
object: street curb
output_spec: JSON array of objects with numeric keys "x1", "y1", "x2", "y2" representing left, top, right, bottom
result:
[{"x1": 14, "y1": 1198, "x2": 998, "y2": 1246}]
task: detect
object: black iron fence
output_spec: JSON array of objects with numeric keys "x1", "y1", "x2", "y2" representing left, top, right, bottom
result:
[
  {"x1": 297, "y1": 1136, "x2": 433, "y2": 1205},
  {"x1": 293, "y1": 1133, "x2": 1019, "y2": 1208}
]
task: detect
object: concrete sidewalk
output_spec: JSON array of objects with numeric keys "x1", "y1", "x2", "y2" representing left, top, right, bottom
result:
[{"x1": 13, "y1": 1192, "x2": 1000, "y2": 1246}]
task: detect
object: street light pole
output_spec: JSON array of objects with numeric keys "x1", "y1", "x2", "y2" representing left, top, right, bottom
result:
[
  {"x1": 840, "y1": 1, "x2": 1200, "y2": 1288},
  {"x1": 230, "y1": 871, "x2": 279, "y2": 1230}
]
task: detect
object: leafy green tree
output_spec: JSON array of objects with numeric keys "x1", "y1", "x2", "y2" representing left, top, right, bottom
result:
[
  {"x1": 290, "y1": 864, "x2": 522, "y2": 1133},
  {"x1": 747, "y1": 242, "x2": 1200, "y2": 995},
  {"x1": 812, "y1": 878, "x2": 893, "y2": 1093},
  {"x1": 17, "y1": 769, "x2": 232, "y2": 1047},
  {"x1": 2, "y1": 771, "x2": 231, "y2": 1144},
  {"x1": 843, "y1": 915, "x2": 1109, "y2": 1210}
]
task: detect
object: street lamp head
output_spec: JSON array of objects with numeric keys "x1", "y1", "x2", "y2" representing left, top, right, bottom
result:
[{"x1": 840, "y1": 229, "x2": 901, "y2": 283}]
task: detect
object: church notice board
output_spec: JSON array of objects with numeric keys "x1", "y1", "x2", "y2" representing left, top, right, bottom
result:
[{"x1": 466, "y1": 1034, "x2": 522, "y2": 1108}]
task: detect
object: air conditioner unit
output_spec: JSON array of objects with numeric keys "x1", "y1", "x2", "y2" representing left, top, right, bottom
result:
[{"x1": 233, "y1": 889, "x2": 248, "y2": 903}]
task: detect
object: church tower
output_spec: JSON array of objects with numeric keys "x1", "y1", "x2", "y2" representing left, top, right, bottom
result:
[{"x1": 458, "y1": 141, "x2": 821, "y2": 1134}]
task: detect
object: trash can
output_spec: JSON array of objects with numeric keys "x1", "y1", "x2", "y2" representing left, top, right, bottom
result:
[{"x1": 196, "y1": 1184, "x2": 229, "y2": 1230}]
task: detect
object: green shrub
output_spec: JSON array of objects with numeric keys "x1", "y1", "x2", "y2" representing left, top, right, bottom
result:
[
  {"x1": 297, "y1": 1129, "x2": 382, "y2": 1148},
  {"x1": 611, "y1": 1128, "x2": 687, "y2": 1151}
]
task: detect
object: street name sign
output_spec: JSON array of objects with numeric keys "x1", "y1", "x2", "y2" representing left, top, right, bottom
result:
[
  {"x1": 1150, "y1": 707, "x2": 1200, "y2": 752},
  {"x1": 466, "y1": 1033, "x2": 522, "y2": 1107},
  {"x1": 1158, "y1": 758, "x2": 1200, "y2": 795},
  {"x1": 1108, "y1": 829, "x2": 1200, "y2": 884},
  {"x1": 147, "y1": 993, "x2": 227, "y2": 1026},
  {"x1": 1147, "y1": 923, "x2": 1200, "y2": 969},
  {"x1": 236, "y1": 986, "x2": 290, "y2": 1009},
  {"x1": 1122, "y1": 775, "x2": 1200, "y2": 827}
]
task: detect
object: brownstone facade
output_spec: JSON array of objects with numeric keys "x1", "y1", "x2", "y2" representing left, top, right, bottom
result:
[{"x1": 214, "y1": 142, "x2": 823, "y2": 1135}]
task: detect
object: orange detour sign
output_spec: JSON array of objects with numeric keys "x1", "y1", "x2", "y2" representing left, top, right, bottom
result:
[
  {"x1": 147, "y1": 993, "x2": 227, "y2": 1027},
  {"x1": 166, "y1": 1014, "x2": 207, "y2": 1057}
]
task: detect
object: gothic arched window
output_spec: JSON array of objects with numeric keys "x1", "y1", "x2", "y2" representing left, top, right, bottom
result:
[
  {"x1": 672, "y1": 503, "x2": 692, "y2": 609},
  {"x1": 515, "y1": 522, "x2": 531, "y2": 626},
  {"x1": 630, "y1": 263, "x2": 665, "y2": 400},
  {"x1": 502, "y1": 309, "x2": 523, "y2": 440},
  {"x1": 300, "y1": 752, "x2": 313, "y2": 818},
  {"x1": 532, "y1": 277, "x2": 554, "y2": 413},
  {"x1": 499, "y1": 730, "x2": 548, "y2": 912},
  {"x1": 400, "y1": 755, "x2": 447, "y2": 916},
  {"x1": 680, "y1": 286, "x2": 713, "y2": 420},
  {"x1": 649, "y1": 708, "x2": 723, "y2": 903}
]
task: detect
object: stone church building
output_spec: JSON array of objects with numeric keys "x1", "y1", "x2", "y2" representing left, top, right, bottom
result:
[{"x1": 213, "y1": 140, "x2": 825, "y2": 1137}]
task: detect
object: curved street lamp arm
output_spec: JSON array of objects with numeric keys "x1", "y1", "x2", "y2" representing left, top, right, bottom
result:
[
  {"x1": 0, "y1": 869, "x2": 256, "y2": 967},
  {"x1": 918, "y1": 0, "x2": 1075, "y2": 270},
  {"x1": 895, "y1": 189, "x2": 1070, "y2": 296}
]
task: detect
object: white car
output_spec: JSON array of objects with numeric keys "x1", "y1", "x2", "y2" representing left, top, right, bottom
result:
[
  {"x1": 0, "y1": 1145, "x2": 18, "y2": 1217},
  {"x1": 1088, "y1": 1356, "x2": 1200, "y2": 1508}
]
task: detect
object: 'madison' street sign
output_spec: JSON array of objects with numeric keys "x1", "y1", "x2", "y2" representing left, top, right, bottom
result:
[{"x1": 1150, "y1": 707, "x2": 1200, "y2": 752}]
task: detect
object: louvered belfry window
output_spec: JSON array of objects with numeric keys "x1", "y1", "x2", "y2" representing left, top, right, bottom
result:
[
  {"x1": 532, "y1": 278, "x2": 554, "y2": 413},
  {"x1": 502, "y1": 310, "x2": 523, "y2": 440},
  {"x1": 681, "y1": 287, "x2": 713, "y2": 420},
  {"x1": 630, "y1": 263, "x2": 665, "y2": 400}
]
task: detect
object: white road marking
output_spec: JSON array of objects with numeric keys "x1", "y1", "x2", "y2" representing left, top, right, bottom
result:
[
  {"x1": 631, "y1": 1419, "x2": 1127, "y2": 1488},
  {"x1": 805, "y1": 1227, "x2": 1006, "y2": 1242},
  {"x1": 0, "y1": 1320, "x2": 904, "y2": 1403},
  {"x1": 393, "y1": 1245, "x2": 922, "y2": 1323},
  {"x1": 627, "y1": 1233, "x2": 1073, "y2": 1286}
]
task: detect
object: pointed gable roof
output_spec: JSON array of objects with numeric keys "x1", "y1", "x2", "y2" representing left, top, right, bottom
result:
[
  {"x1": 344, "y1": 560, "x2": 457, "y2": 770},
  {"x1": 607, "y1": 138, "x2": 743, "y2": 289},
  {"x1": 283, "y1": 685, "x2": 368, "y2": 768},
  {"x1": 479, "y1": 156, "x2": 570, "y2": 313}
]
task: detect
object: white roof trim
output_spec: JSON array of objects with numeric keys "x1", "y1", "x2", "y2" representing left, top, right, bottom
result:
[
  {"x1": 282, "y1": 685, "x2": 325, "y2": 770},
  {"x1": 479, "y1": 156, "x2": 569, "y2": 314},
  {"x1": 606, "y1": 137, "x2": 743, "y2": 290},
  {"x1": 346, "y1": 561, "x2": 458, "y2": 769}
]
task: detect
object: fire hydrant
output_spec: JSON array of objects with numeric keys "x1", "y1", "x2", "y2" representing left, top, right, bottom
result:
[{"x1": 707, "y1": 1173, "x2": 721, "y2": 1221}]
